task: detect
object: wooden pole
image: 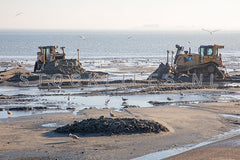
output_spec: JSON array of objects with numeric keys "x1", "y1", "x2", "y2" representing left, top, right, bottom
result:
[{"x1": 77, "y1": 49, "x2": 80, "y2": 62}]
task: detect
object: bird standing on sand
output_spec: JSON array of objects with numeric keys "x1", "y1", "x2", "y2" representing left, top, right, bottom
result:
[
  {"x1": 167, "y1": 97, "x2": 173, "y2": 101},
  {"x1": 121, "y1": 101, "x2": 127, "y2": 106},
  {"x1": 180, "y1": 92, "x2": 185, "y2": 96},
  {"x1": 69, "y1": 133, "x2": 80, "y2": 140},
  {"x1": 47, "y1": 85, "x2": 51, "y2": 92},
  {"x1": 68, "y1": 96, "x2": 71, "y2": 102},
  {"x1": 122, "y1": 97, "x2": 128, "y2": 101},
  {"x1": 105, "y1": 99, "x2": 110, "y2": 106},
  {"x1": 7, "y1": 110, "x2": 12, "y2": 115},
  {"x1": 57, "y1": 85, "x2": 61, "y2": 93},
  {"x1": 110, "y1": 110, "x2": 116, "y2": 117}
]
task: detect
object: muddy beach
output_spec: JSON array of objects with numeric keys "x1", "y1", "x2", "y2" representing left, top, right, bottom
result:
[{"x1": 1, "y1": 58, "x2": 240, "y2": 160}]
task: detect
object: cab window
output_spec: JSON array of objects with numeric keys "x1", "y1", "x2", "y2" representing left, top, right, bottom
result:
[
  {"x1": 207, "y1": 48, "x2": 213, "y2": 56},
  {"x1": 200, "y1": 48, "x2": 204, "y2": 58}
]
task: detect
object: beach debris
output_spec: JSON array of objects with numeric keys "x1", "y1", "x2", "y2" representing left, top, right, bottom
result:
[
  {"x1": 34, "y1": 106, "x2": 48, "y2": 110},
  {"x1": 66, "y1": 107, "x2": 76, "y2": 111},
  {"x1": 167, "y1": 97, "x2": 173, "y2": 101},
  {"x1": 148, "y1": 101, "x2": 170, "y2": 106},
  {"x1": 69, "y1": 133, "x2": 80, "y2": 140},
  {"x1": 123, "y1": 105, "x2": 140, "y2": 109},
  {"x1": 6, "y1": 106, "x2": 48, "y2": 111},
  {"x1": 110, "y1": 110, "x2": 116, "y2": 117},
  {"x1": 55, "y1": 117, "x2": 169, "y2": 135}
]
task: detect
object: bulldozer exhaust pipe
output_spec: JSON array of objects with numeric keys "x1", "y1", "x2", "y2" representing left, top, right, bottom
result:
[
  {"x1": 171, "y1": 51, "x2": 174, "y2": 67},
  {"x1": 167, "y1": 50, "x2": 170, "y2": 65}
]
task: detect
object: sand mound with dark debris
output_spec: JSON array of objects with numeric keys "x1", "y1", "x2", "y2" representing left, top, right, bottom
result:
[
  {"x1": 147, "y1": 63, "x2": 170, "y2": 80},
  {"x1": 55, "y1": 117, "x2": 169, "y2": 135},
  {"x1": 43, "y1": 59, "x2": 85, "y2": 75},
  {"x1": 43, "y1": 59, "x2": 108, "y2": 78}
]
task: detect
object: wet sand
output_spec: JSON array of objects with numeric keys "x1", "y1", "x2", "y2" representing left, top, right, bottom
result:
[
  {"x1": 163, "y1": 102, "x2": 240, "y2": 160},
  {"x1": 166, "y1": 135, "x2": 240, "y2": 160},
  {"x1": 0, "y1": 103, "x2": 238, "y2": 160}
]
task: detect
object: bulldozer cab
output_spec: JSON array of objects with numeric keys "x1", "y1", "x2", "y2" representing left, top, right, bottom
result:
[
  {"x1": 40, "y1": 46, "x2": 55, "y2": 62},
  {"x1": 199, "y1": 45, "x2": 224, "y2": 64},
  {"x1": 34, "y1": 45, "x2": 66, "y2": 72}
]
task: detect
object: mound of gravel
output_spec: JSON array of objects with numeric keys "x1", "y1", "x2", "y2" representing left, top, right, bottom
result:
[
  {"x1": 43, "y1": 59, "x2": 108, "y2": 78},
  {"x1": 55, "y1": 116, "x2": 169, "y2": 135},
  {"x1": 43, "y1": 59, "x2": 85, "y2": 75}
]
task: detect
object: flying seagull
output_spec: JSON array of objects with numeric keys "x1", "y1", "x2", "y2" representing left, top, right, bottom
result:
[
  {"x1": 202, "y1": 28, "x2": 220, "y2": 35},
  {"x1": 79, "y1": 35, "x2": 86, "y2": 40},
  {"x1": 15, "y1": 12, "x2": 24, "y2": 17}
]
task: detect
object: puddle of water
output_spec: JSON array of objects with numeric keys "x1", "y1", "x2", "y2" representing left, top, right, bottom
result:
[
  {"x1": 0, "y1": 85, "x2": 239, "y2": 119},
  {"x1": 37, "y1": 92, "x2": 212, "y2": 111},
  {"x1": 224, "y1": 83, "x2": 240, "y2": 87},
  {"x1": 0, "y1": 110, "x2": 70, "y2": 120},
  {"x1": 41, "y1": 123, "x2": 63, "y2": 128},
  {"x1": 178, "y1": 105, "x2": 196, "y2": 109},
  {"x1": 132, "y1": 127, "x2": 240, "y2": 160},
  {"x1": 219, "y1": 113, "x2": 240, "y2": 119}
]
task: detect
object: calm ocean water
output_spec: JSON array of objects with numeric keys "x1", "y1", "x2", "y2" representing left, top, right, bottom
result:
[{"x1": 1, "y1": 30, "x2": 240, "y2": 63}]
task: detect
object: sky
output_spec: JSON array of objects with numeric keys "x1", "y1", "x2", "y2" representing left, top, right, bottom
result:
[{"x1": 0, "y1": 0, "x2": 240, "y2": 31}]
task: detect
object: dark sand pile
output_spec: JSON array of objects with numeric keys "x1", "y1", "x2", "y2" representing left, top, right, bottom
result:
[
  {"x1": 147, "y1": 63, "x2": 170, "y2": 80},
  {"x1": 55, "y1": 116, "x2": 169, "y2": 135},
  {"x1": 43, "y1": 59, "x2": 85, "y2": 75},
  {"x1": 0, "y1": 68, "x2": 38, "y2": 82},
  {"x1": 43, "y1": 59, "x2": 108, "y2": 78}
]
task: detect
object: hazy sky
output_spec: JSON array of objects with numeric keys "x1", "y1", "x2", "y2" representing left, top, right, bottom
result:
[{"x1": 0, "y1": 0, "x2": 240, "y2": 30}]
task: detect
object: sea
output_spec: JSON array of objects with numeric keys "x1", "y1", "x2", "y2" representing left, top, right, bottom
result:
[{"x1": 1, "y1": 30, "x2": 240, "y2": 62}]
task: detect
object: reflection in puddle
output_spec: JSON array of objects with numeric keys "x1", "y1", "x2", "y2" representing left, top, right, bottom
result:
[
  {"x1": 133, "y1": 127, "x2": 240, "y2": 160},
  {"x1": 41, "y1": 123, "x2": 64, "y2": 128},
  {"x1": 219, "y1": 113, "x2": 240, "y2": 119},
  {"x1": 178, "y1": 105, "x2": 196, "y2": 109},
  {"x1": 0, "y1": 110, "x2": 70, "y2": 120},
  {"x1": 0, "y1": 85, "x2": 240, "y2": 119}
]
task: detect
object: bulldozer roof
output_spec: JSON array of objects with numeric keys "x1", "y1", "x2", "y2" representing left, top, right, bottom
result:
[
  {"x1": 200, "y1": 45, "x2": 224, "y2": 49},
  {"x1": 39, "y1": 46, "x2": 56, "y2": 49}
]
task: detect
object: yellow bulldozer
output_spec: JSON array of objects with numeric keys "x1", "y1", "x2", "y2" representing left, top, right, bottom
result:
[
  {"x1": 170, "y1": 44, "x2": 227, "y2": 78},
  {"x1": 34, "y1": 46, "x2": 66, "y2": 72}
]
